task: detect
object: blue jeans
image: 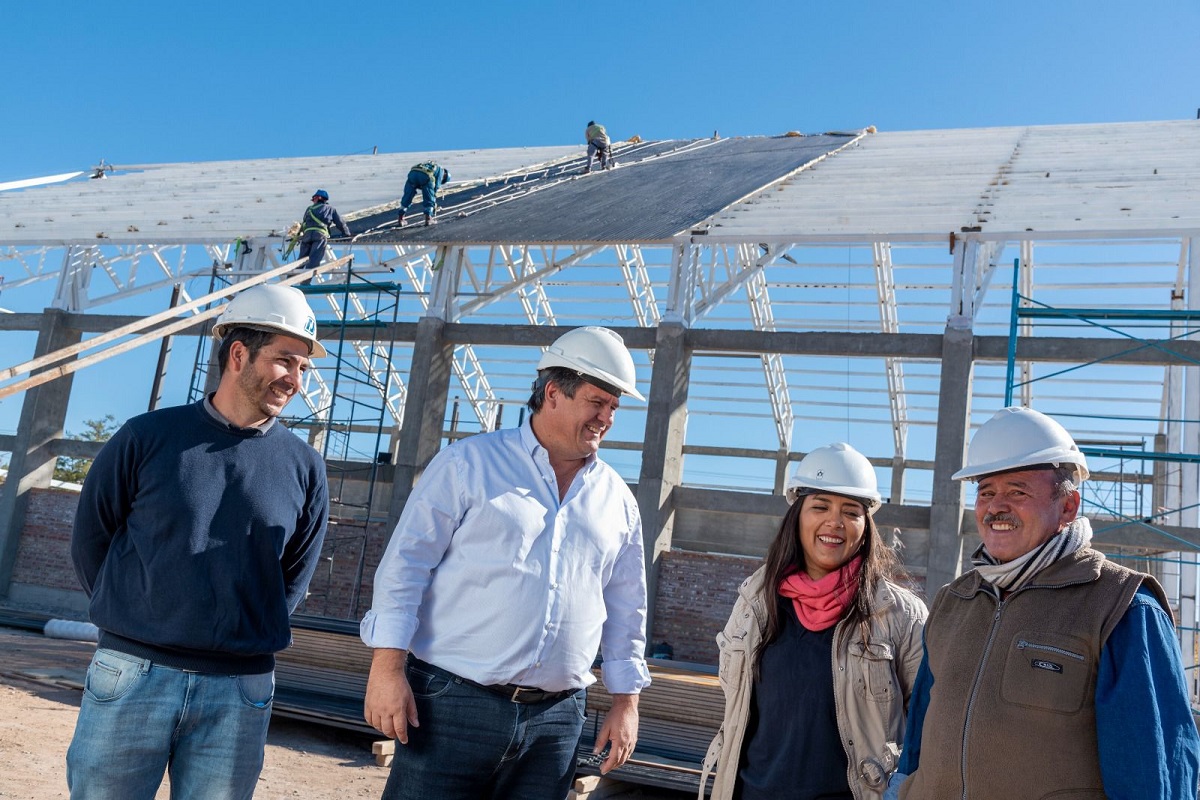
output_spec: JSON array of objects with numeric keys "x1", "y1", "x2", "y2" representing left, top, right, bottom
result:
[
  {"x1": 383, "y1": 659, "x2": 587, "y2": 800},
  {"x1": 66, "y1": 648, "x2": 275, "y2": 800},
  {"x1": 400, "y1": 170, "x2": 437, "y2": 216}
]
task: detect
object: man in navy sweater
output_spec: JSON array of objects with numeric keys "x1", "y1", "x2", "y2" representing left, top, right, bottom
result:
[{"x1": 66, "y1": 283, "x2": 330, "y2": 800}]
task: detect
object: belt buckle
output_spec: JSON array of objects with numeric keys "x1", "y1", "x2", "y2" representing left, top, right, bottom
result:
[{"x1": 510, "y1": 686, "x2": 531, "y2": 703}]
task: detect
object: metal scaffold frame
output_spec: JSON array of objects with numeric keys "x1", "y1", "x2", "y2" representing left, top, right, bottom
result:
[{"x1": 1003, "y1": 244, "x2": 1200, "y2": 691}]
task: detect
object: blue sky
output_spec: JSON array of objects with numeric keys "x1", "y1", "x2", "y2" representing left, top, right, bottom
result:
[
  {"x1": 6, "y1": 1, "x2": 1198, "y2": 182},
  {"x1": 4, "y1": 1, "x2": 1199, "y2": 492}
]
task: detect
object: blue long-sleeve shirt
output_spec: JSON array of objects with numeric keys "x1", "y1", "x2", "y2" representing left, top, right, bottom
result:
[
  {"x1": 71, "y1": 399, "x2": 329, "y2": 673},
  {"x1": 894, "y1": 586, "x2": 1199, "y2": 798},
  {"x1": 301, "y1": 201, "x2": 350, "y2": 237}
]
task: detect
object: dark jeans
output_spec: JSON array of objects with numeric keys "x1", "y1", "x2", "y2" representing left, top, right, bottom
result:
[
  {"x1": 382, "y1": 659, "x2": 587, "y2": 800},
  {"x1": 400, "y1": 170, "x2": 437, "y2": 217},
  {"x1": 297, "y1": 231, "x2": 327, "y2": 270}
]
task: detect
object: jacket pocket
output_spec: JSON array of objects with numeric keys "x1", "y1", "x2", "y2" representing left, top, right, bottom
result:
[
  {"x1": 1001, "y1": 632, "x2": 1092, "y2": 714},
  {"x1": 852, "y1": 638, "x2": 898, "y2": 704},
  {"x1": 716, "y1": 627, "x2": 751, "y2": 694}
]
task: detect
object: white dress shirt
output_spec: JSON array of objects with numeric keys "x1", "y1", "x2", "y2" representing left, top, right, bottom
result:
[{"x1": 360, "y1": 419, "x2": 651, "y2": 695}]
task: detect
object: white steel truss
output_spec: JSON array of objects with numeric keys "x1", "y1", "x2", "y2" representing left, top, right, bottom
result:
[
  {"x1": 744, "y1": 246, "x2": 794, "y2": 451},
  {"x1": 872, "y1": 242, "x2": 909, "y2": 457},
  {"x1": 616, "y1": 244, "x2": 661, "y2": 329}
]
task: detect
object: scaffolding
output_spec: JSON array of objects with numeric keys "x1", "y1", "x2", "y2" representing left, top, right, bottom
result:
[
  {"x1": 187, "y1": 263, "x2": 404, "y2": 621},
  {"x1": 1004, "y1": 256, "x2": 1200, "y2": 698}
]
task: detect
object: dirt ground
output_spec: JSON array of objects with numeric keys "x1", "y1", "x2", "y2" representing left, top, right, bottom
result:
[
  {"x1": 0, "y1": 626, "x2": 388, "y2": 799},
  {"x1": 0, "y1": 625, "x2": 686, "y2": 800}
]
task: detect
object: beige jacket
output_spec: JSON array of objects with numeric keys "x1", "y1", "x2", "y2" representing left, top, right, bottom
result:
[{"x1": 700, "y1": 566, "x2": 927, "y2": 800}]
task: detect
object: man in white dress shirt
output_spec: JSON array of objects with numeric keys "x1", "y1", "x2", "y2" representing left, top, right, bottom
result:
[{"x1": 360, "y1": 326, "x2": 651, "y2": 800}]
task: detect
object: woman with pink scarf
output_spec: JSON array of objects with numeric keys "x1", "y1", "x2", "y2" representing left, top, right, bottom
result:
[{"x1": 700, "y1": 443, "x2": 927, "y2": 800}]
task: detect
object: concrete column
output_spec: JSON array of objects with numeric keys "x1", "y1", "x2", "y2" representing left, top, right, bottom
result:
[
  {"x1": 890, "y1": 456, "x2": 907, "y2": 505},
  {"x1": 635, "y1": 322, "x2": 691, "y2": 640},
  {"x1": 386, "y1": 316, "x2": 454, "y2": 532},
  {"x1": 925, "y1": 323, "x2": 975, "y2": 593},
  {"x1": 0, "y1": 309, "x2": 83, "y2": 598},
  {"x1": 773, "y1": 450, "x2": 789, "y2": 496}
]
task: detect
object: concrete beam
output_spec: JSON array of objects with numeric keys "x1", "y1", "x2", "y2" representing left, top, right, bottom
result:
[
  {"x1": 7, "y1": 309, "x2": 1199, "y2": 371},
  {"x1": 687, "y1": 328, "x2": 943, "y2": 358},
  {"x1": 975, "y1": 335, "x2": 1200, "y2": 366},
  {"x1": 1088, "y1": 520, "x2": 1200, "y2": 551},
  {"x1": 635, "y1": 322, "x2": 691, "y2": 639},
  {"x1": 443, "y1": 323, "x2": 658, "y2": 351},
  {"x1": 0, "y1": 309, "x2": 83, "y2": 598}
]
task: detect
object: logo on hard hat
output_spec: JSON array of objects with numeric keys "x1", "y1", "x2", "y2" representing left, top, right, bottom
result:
[
  {"x1": 305, "y1": 318, "x2": 316, "y2": 335},
  {"x1": 815, "y1": 470, "x2": 824, "y2": 478}
]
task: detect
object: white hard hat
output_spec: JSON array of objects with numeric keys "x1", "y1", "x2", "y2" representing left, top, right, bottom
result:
[
  {"x1": 537, "y1": 326, "x2": 644, "y2": 401},
  {"x1": 785, "y1": 442, "x2": 882, "y2": 512},
  {"x1": 211, "y1": 284, "x2": 326, "y2": 357},
  {"x1": 952, "y1": 406, "x2": 1089, "y2": 482}
]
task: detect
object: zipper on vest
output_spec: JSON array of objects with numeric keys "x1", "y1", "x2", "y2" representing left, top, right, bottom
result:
[
  {"x1": 1016, "y1": 639, "x2": 1085, "y2": 661},
  {"x1": 959, "y1": 599, "x2": 1006, "y2": 799}
]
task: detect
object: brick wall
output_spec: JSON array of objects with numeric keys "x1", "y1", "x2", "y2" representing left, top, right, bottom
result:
[
  {"x1": 8, "y1": 487, "x2": 785, "y2": 664},
  {"x1": 7, "y1": 487, "x2": 392, "y2": 623},
  {"x1": 651, "y1": 550, "x2": 761, "y2": 666},
  {"x1": 13, "y1": 488, "x2": 82, "y2": 592},
  {"x1": 296, "y1": 517, "x2": 390, "y2": 621}
]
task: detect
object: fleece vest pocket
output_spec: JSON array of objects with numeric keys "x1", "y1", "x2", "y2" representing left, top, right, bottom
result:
[{"x1": 1001, "y1": 632, "x2": 1091, "y2": 714}]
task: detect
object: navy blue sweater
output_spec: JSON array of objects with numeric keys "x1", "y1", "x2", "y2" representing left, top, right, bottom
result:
[{"x1": 71, "y1": 400, "x2": 329, "y2": 673}]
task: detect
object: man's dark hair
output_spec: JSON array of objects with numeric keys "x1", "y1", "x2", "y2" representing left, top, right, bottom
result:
[
  {"x1": 217, "y1": 327, "x2": 277, "y2": 375},
  {"x1": 527, "y1": 367, "x2": 587, "y2": 413}
]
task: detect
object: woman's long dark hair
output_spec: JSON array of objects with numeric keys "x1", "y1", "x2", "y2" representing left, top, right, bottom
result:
[{"x1": 752, "y1": 492, "x2": 903, "y2": 673}]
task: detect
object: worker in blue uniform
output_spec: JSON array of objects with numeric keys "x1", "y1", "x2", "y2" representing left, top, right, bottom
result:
[
  {"x1": 297, "y1": 189, "x2": 350, "y2": 270},
  {"x1": 398, "y1": 162, "x2": 451, "y2": 227}
]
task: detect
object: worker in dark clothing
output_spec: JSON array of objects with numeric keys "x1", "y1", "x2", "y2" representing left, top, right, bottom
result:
[
  {"x1": 584, "y1": 121, "x2": 614, "y2": 173},
  {"x1": 297, "y1": 189, "x2": 351, "y2": 270},
  {"x1": 398, "y1": 162, "x2": 451, "y2": 227}
]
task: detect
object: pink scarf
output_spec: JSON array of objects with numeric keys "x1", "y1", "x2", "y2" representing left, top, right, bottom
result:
[{"x1": 778, "y1": 556, "x2": 863, "y2": 632}]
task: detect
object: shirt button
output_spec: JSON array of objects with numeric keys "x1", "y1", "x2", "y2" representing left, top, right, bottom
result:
[{"x1": 551, "y1": 582, "x2": 559, "y2": 589}]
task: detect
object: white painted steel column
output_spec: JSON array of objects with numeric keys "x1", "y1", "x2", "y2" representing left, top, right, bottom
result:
[
  {"x1": 1181, "y1": 237, "x2": 1200, "y2": 696},
  {"x1": 52, "y1": 245, "x2": 97, "y2": 311}
]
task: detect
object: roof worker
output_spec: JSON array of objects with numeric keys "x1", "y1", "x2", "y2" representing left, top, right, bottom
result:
[
  {"x1": 584, "y1": 120, "x2": 614, "y2": 173},
  {"x1": 886, "y1": 407, "x2": 1200, "y2": 800},
  {"x1": 701, "y1": 443, "x2": 927, "y2": 800},
  {"x1": 67, "y1": 284, "x2": 330, "y2": 800},
  {"x1": 361, "y1": 326, "x2": 651, "y2": 800},
  {"x1": 297, "y1": 188, "x2": 351, "y2": 271},
  {"x1": 397, "y1": 161, "x2": 450, "y2": 228}
]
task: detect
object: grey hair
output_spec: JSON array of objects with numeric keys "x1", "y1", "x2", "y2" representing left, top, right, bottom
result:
[
  {"x1": 1052, "y1": 465, "x2": 1080, "y2": 499},
  {"x1": 527, "y1": 367, "x2": 587, "y2": 413}
]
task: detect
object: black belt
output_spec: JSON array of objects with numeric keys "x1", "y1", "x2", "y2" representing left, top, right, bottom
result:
[{"x1": 408, "y1": 656, "x2": 578, "y2": 705}]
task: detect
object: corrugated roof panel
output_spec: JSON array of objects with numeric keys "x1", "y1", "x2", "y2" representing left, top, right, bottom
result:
[
  {"x1": 0, "y1": 146, "x2": 577, "y2": 245},
  {"x1": 355, "y1": 134, "x2": 859, "y2": 244},
  {"x1": 706, "y1": 121, "x2": 1200, "y2": 241}
]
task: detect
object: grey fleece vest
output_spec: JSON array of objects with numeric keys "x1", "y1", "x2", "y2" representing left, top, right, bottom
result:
[{"x1": 900, "y1": 549, "x2": 1167, "y2": 800}]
